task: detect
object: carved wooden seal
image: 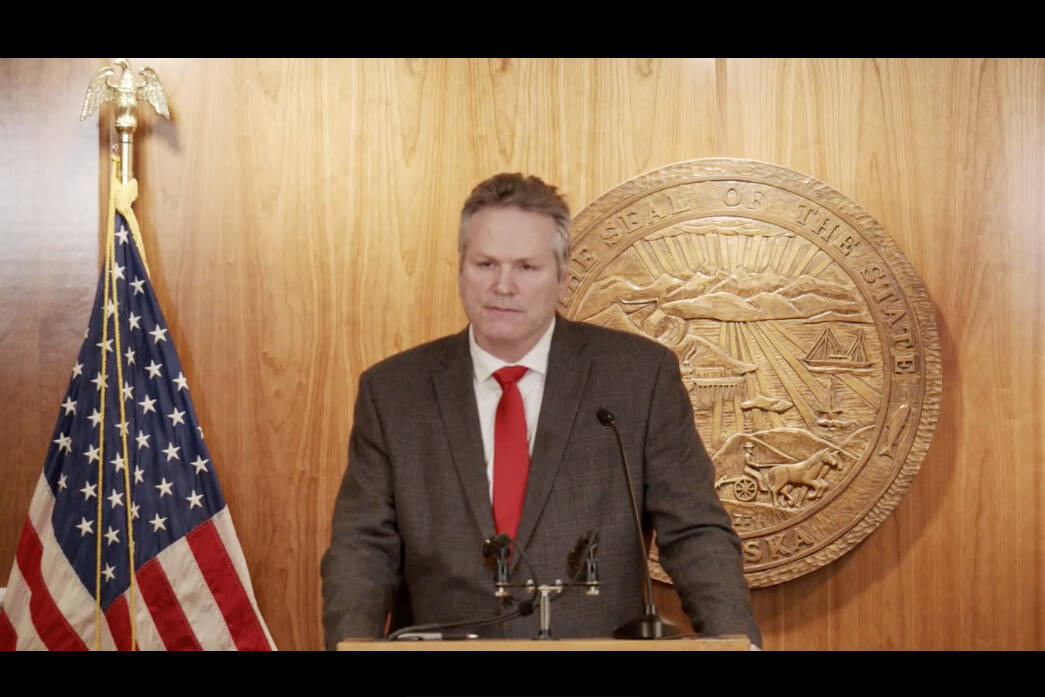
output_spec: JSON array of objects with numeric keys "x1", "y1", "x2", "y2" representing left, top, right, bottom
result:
[{"x1": 563, "y1": 159, "x2": 941, "y2": 587}]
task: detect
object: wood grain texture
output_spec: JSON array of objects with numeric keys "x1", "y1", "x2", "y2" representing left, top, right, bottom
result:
[
  {"x1": 0, "y1": 58, "x2": 101, "y2": 595},
  {"x1": 1, "y1": 58, "x2": 1041, "y2": 650},
  {"x1": 719, "y1": 58, "x2": 1044, "y2": 650}
]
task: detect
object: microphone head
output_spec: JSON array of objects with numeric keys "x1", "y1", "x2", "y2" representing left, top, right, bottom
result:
[
  {"x1": 596, "y1": 408, "x2": 615, "y2": 426},
  {"x1": 482, "y1": 533, "x2": 512, "y2": 569},
  {"x1": 568, "y1": 530, "x2": 599, "y2": 577}
]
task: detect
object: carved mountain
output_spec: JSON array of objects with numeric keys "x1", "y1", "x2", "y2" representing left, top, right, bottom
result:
[
  {"x1": 702, "y1": 270, "x2": 860, "y2": 303},
  {"x1": 663, "y1": 269, "x2": 729, "y2": 302},
  {"x1": 662, "y1": 290, "x2": 863, "y2": 322},
  {"x1": 582, "y1": 303, "x2": 646, "y2": 334},
  {"x1": 680, "y1": 335, "x2": 757, "y2": 374},
  {"x1": 747, "y1": 292, "x2": 802, "y2": 316},
  {"x1": 777, "y1": 275, "x2": 855, "y2": 302},
  {"x1": 662, "y1": 292, "x2": 764, "y2": 321},
  {"x1": 705, "y1": 266, "x2": 790, "y2": 298},
  {"x1": 588, "y1": 268, "x2": 869, "y2": 323},
  {"x1": 788, "y1": 293, "x2": 862, "y2": 317},
  {"x1": 590, "y1": 273, "x2": 686, "y2": 304},
  {"x1": 584, "y1": 302, "x2": 757, "y2": 375}
]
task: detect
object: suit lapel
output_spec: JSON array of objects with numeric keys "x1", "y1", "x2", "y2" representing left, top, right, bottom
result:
[
  {"x1": 431, "y1": 329, "x2": 496, "y2": 541},
  {"x1": 513, "y1": 316, "x2": 592, "y2": 563}
]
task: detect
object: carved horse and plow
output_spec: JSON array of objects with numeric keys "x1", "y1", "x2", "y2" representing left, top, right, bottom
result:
[{"x1": 717, "y1": 444, "x2": 849, "y2": 510}]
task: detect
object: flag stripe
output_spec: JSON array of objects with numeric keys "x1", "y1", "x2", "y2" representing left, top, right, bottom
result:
[
  {"x1": 26, "y1": 473, "x2": 54, "y2": 532},
  {"x1": 2, "y1": 551, "x2": 35, "y2": 649},
  {"x1": 15, "y1": 518, "x2": 88, "y2": 651},
  {"x1": 0, "y1": 610, "x2": 16, "y2": 650},
  {"x1": 156, "y1": 534, "x2": 235, "y2": 649},
  {"x1": 212, "y1": 508, "x2": 276, "y2": 648},
  {"x1": 128, "y1": 576, "x2": 164, "y2": 650},
  {"x1": 11, "y1": 466, "x2": 133, "y2": 653},
  {"x1": 187, "y1": 518, "x2": 271, "y2": 650},
  {"x1": 31, "y1": 476, "x2": 117, "y2": 650},
  {"x1": 104, "y1": 593, "x2": 132, "y2": 651},
  {"x1": 136, "y1": 559, "x2": 202, "y2": 650}
]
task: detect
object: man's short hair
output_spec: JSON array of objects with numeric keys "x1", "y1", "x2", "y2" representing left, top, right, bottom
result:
[{"x1": 458, "y1": 173, "x2": 571, "y2": 276}]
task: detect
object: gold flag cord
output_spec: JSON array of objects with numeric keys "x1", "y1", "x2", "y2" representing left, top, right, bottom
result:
[
  {"x1": 92, "y1": 154, "x2": 142, "y2": 650},
  {"x1": 110, "y1": 163, "x2": 150, "y2": 277},
  {"x1": 94, "y1": 179, "x2": 112, "y2": 650},
  {"x1": 108, "y1": 155, "x2": 139, "y2": 652}
]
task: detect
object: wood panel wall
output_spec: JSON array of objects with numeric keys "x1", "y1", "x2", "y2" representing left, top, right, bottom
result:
[{"x1": 1, "y1": 58, "x2": 1041, "y2": 650}]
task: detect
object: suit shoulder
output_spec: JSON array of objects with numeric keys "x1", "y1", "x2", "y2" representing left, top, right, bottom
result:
[{"x1": 361, "y1": 331, "x2": 464, "y2": 383}]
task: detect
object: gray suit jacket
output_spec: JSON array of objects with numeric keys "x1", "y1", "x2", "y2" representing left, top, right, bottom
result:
[{"x1": 321, "y1": 316, "x2": 760, "y2": 649}]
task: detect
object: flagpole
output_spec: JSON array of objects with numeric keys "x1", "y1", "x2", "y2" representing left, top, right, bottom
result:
[{"x1": 80, "y1": 58, "x2": 170, "y2": 650}]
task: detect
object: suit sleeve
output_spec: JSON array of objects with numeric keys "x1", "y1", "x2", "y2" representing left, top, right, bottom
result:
[
  {"x1": 643, "y1": 348, "x2": 762, "y2": 647},
  {"x1": 320, "y1": 371, "x2": 403, "y2": 650}
]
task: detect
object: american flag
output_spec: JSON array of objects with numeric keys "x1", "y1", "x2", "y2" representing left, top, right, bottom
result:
[{"x1": 0, "y1": 208, "x2": 275, "y2": 650}]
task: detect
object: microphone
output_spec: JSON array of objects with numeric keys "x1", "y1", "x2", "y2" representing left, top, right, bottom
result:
[
  {"x1": 568, "y1": 531, "x2": 600, "y2": 595},
  {"x1": 596, "y1": 407, "x2": 680, "y2": 639},
  {"x1": 482, "y1": 532, "x2": 538, "y2": 616},
  {"x1": 482, "y1": 533, "x2": 512, "y2": 597},
  {"x1": 386, "y1": 534, "x2": 536, "y2": 642}
]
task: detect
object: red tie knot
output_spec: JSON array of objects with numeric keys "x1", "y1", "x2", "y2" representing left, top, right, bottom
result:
[{"x1": 493, "y1": 365, "x2": 528, "y2": 388}]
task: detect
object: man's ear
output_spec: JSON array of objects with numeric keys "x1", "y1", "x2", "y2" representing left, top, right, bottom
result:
[{"x1": 558, "y1": 270, "x2": 570, "y2": 302}]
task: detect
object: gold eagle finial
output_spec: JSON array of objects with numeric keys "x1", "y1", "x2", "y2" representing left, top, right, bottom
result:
[{"x1": 80, "y1": 58, "x2": 170, "y2": 124}]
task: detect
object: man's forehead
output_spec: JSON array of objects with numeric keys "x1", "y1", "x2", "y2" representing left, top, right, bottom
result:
[
  {"x1": 465, "y1": 234, "x2": 557, "y2": 256},
  {"x1": 464, "y1": 209, "x2": 558, "y2": 253}
]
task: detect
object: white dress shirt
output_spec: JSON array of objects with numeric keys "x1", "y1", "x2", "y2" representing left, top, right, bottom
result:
[{"x1": 469, "y1": 319, "x2": 555, "y2": 503}]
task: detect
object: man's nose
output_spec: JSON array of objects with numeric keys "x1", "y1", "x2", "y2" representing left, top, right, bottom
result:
[{"x1": 493, "y1": 266, "x2": 516, "y2": 294}]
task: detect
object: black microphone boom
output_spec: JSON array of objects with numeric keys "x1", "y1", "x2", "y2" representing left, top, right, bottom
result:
[{"x1": 596, "y1": 407, "x2": 680, "y2": 639}]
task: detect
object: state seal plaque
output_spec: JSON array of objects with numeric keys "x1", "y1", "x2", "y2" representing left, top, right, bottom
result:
[{"x1": 563, "y1": 159, "x2": 941, "y2": 587}]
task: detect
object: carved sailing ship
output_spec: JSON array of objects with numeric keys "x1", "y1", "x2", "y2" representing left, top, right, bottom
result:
[{"x1": 803, "y1": 327, "x2": 872, "y2": 373}]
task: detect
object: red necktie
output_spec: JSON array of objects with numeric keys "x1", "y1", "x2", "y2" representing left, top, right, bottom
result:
[{"x1": 492, "y1": 365, "x2": 530, "y2": 541}]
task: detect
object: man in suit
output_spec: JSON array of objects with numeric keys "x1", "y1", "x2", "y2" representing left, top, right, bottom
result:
[{"x1": 321, "y1": 173, "x2": 760, "y2": 649}]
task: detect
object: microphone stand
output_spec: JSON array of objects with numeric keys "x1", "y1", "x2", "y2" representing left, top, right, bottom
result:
[
  {"x1": 388, "y1": 532, "x2": 601, "y2": 642},
  {"x1": 597, "y1": 408, "x2": 680, "y2": 639},
  {"x1": 482, "y1": 532, "x2": 601, "y2": 640}
]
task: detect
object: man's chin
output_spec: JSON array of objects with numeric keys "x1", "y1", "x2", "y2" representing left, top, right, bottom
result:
[
  {"x1": 474, "y1": 327, "x2": 535, "y2": 360},
  {"x1": 477, "y1": 328, "x2": 523, "y2": 347}
]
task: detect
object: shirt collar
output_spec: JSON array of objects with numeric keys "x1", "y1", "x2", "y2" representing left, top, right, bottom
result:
[{"x1": 469, "y1": 316, "x2": 556, "y2": 382}]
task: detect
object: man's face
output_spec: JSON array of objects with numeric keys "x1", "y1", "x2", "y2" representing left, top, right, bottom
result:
[{"x1": 458, "y1": 206, "x2": 568, "y2": 363}]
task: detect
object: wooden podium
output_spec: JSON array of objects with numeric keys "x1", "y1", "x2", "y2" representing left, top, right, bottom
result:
[{"x1": 337, "y1": 636, "x2": 751, "y2": 651}]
